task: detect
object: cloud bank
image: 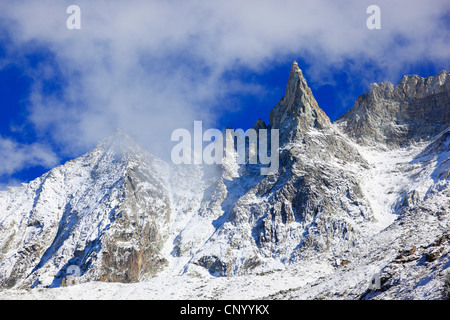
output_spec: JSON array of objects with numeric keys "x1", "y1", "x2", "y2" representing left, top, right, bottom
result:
[
  {"x1": 0, "y1": 0, "x2": 449, "y2": 183},
  {"x1": 0, "y1": 136, "x2": 58, "y2": 178}
]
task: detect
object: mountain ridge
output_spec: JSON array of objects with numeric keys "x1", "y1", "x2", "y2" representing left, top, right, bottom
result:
[
  {"x1": 0, "y1": 63, "x2": 448, "y2": 299},
  {"x1": 335, "y1": 70, "x2": 450, "y2": 147}
]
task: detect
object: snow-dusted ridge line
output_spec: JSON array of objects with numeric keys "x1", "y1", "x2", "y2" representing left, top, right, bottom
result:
[{"x1": 0, "y1": 66, "x2": 449, "y2": 299}]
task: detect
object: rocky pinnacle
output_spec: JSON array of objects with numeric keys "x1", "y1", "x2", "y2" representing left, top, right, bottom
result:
[{"x1": 270, "y1": 61, "x2": 331, "y2": 143}]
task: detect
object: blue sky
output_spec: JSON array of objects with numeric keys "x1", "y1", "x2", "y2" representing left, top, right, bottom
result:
[{"x1": 0, "y1": 0, "x2": 449, "y2": 189}]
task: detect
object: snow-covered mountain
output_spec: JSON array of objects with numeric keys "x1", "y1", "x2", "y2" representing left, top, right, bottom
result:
[{"x1": 0, "y1": 63, "x2": 448, "y2": 300}]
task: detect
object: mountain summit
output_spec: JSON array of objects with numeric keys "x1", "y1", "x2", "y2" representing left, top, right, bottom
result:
[
  {"x1": 270, "y1": 61, "x2": 331, "y2": 142},
  {"x1": 0, "y1": 63, "x2": 449, "y2": 300},
  {"x1": 336, "y1": 70, "x2": 450, "y2": 147}
]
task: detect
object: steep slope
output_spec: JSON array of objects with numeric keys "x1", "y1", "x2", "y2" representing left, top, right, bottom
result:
[
  {"x1": 183, "y1": 62, "x2": 380, "y2": 276},
  {"x1": 335, "y1": 71, "x2": 450, "y2": 147},
  {"x1": 1, "y1": 126, "x2": 447, "y2": 300},
  {"x1": 0, "y1": 63, "x2": 448, "y2": 300},
  {"x1": 266, "y1": 71, "x2": 450, "y2": 300},
  {"x1": 270, "y1": 61, "x2": 332, "y2": 139},
  {"x1": 0, "y1": 130, "x2": 172, "y2": 288},
  {"x1": 267, "y1": 129, "x2": 450, "y2": 300}
]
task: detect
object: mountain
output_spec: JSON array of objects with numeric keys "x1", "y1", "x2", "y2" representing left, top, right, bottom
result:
[
  {"x1": 335, "y1": 70, "x2": 450, "y2": 147},
  {"x1": 0, "y1": 64, "x2": 448, "y2": 300},
  {"x1": 0, "y1": 130, "x2": 173, "y2": 288},
  {"x1": 185, "y1": 61, "x2": 375, "y2": 276}
]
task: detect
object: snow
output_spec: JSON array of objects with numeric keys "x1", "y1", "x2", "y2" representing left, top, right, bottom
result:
[
  {"x1": 0, "y1": 122, "x2": 448, "y2": 300},
  {"x1": 0, "y1": 259, "x2": 334, "y2": 300},
  {"x1": 2, "y1": 131, "x2": 447, "y2": 300}
]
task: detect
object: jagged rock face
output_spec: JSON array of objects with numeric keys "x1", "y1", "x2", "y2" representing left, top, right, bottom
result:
[
  {"x1": 96, "y1": 162, "x2": 170, "y2": 283},
  {"x1": 336, "y1": 71, "x2": 450, "y2": 147},
  {"x1": 186, "y1": 66, "x2": 373, "y2": 276},
  {"x1": 0, "y1": 131, "x2": 171, "y2": 288},
  {"x1": 0, "y1": 64, "x2": 449, "y2": 289},
  {"x1": 188, "y1": 154, "x2": 372, "y2": 276},
  {"x1": 270, "y1": 61, "x2": 331, "y2": 143}
]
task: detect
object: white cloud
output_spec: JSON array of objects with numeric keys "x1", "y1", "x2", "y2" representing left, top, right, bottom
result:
[
  {"x1": 0, "y1": 0, "x2": 448, "y2": 164},
  {"x1": 0, "y1": 136, "x2": 59, "y2": 176}
]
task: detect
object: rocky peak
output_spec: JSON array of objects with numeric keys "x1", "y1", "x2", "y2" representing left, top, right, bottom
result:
[
  {"x1": 395, "y1": 70, "x2": 450, "y2": 98},
  {"x1": 367, "y1": 70, "x2": 450, "y2": 102},
  {"x1": 253, "y1": 118, "x2": 268, "y2": 130},
  {"x1": 336, "y1": 71, "x2": 450, "y2": 146},
  {"x1": 269, "y1": 61, "x2": 331, "y2": 143}
]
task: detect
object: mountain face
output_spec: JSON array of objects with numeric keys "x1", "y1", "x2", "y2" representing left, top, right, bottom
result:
[
  {"x1": 270, "y1": 61, "x2": 332, "y2": 139},
  {"x1": 0, "y1": 64, "x2": 449, "y2": 299},
  {"x1": 335, "y1": 71, "x2": 450, "y2": 147},
  {"x1": 0, "y1": 131, "x2": 173, "y2": 288}
]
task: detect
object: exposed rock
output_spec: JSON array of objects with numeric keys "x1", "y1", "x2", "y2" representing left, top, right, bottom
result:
[
  {"x1": 253, "y1": 118, "x2": 268, "y2": 130},
  {"x1": 335, "y1": 71, "x2": 450, "y2": 147},
  {"x1": 0, "y1": 63, "x2": 448, "y2": 295},
  {"x1": 187, "y1": 64, "x2": 374, "y2": 275},
  {"x1": 0, "y1": 130, "x2": 172, "y2": 288},
  {"x1": 270, "y1": 61, "x2": 331, "y2": 143}
]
